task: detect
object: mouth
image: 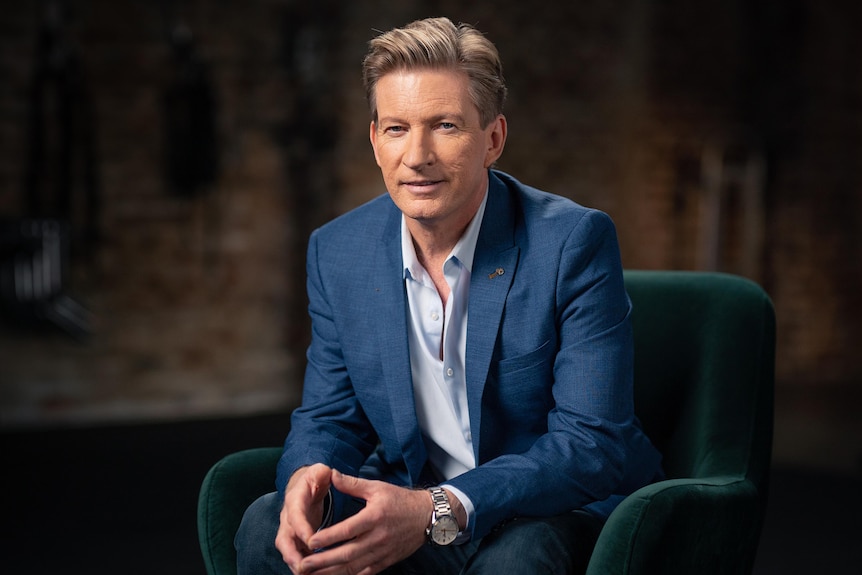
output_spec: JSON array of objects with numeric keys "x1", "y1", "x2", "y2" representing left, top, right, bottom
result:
[
  {"x1": 402, "y1": 178, "x2": 442, "y2": 186},
  {"x1": 401, "y1": 179, "x2": 444, "y2": 192}
]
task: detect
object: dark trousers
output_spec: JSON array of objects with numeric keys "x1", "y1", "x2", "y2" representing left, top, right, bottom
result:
[{"x1": 236, "y1": 491, "x2": 603, "y2": 575}]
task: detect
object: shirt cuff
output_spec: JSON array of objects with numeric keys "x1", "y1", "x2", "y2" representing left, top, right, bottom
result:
[{"x1": 441, "y1": 483, "x2": 475, "y2": 544}]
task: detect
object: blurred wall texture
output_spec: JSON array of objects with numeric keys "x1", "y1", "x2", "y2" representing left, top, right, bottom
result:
[{"x1": 0, "y1": 1, "x2": 860, "y2": 439}]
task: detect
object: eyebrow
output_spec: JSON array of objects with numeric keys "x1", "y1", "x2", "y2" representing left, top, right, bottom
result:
[{"x1": 378, "y1": 113, "x2": 468, "y2": 126}]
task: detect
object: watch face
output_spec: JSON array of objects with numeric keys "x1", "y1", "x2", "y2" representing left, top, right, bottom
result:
[{"x1": 430, "y1": 515, "x2": 459, "y2": 545}]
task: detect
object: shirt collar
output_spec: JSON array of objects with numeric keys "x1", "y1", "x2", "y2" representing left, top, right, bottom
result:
[{"x1": 402, "y1": 188, "x2": 489, "y2": 280}]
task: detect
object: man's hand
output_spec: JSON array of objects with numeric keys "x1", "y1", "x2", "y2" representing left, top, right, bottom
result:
[
  {"x1": 275, "y1": 464, "x2": 334, "y2": 572},
  {"x1": 293, "y1": 470, "x2": 432, "y2": 575}
]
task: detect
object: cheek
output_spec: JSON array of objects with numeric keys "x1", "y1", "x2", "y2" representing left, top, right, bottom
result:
[
  {"x1": 440, "y1": 145, "x2": 473, "y2": 169},
  {"x1": 452, "y1": 141, "x2": 487, "y2": 168},
  {"x1": 374, "y1": 141, "x2": 400, "y2": 167}
]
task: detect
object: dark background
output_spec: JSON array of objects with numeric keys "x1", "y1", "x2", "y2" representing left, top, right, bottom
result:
[{"x1": 1, "y1": 0, "x2": 860, "y2": 573}]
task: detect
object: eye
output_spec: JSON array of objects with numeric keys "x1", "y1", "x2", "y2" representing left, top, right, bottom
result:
[{"x1": 439, "y1": 122, "x2": 456, "y2": 130}]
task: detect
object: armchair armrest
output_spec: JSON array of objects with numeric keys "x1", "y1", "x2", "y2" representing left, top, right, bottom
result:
[
  {"x1": 198, "y1": 447, "x2": 282, "y2": 575},
  {"x1": 586, "y1": 476, "x2": 764, "y2": 575}
]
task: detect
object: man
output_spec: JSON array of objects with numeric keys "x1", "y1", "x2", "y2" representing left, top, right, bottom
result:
[{"x1": 236, "y1": 17, "x2": 663, "y2": 575}]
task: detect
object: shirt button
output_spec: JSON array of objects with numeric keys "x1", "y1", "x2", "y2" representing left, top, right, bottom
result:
[
  {"x1": 431, "y1": 312, "x2": 440, "y2": 321},
  {"x1": 465, "y1": 431, "x2": 472, "y2": 442},
  {"x1": 446, "y1": 367, "x2": 454, "y2": 377}
]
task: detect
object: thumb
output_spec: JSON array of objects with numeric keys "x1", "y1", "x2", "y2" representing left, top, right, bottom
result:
[
  {"x1": 305, "y1": 464, "x2": 333, "y2": 499},
  {"x1": 330, "y1": 469, "x2": 368, "y2": 498}
]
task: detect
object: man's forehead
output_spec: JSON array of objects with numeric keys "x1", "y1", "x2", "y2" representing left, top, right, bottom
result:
[{"x1": 375, "y1": 69, "x2": 478, "y2": 118}]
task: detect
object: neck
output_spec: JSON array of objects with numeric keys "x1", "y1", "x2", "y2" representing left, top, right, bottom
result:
[
  {"x1": 408, "y1": 223, "x2": 458, "y2": 309},
  {"x1": 407, "y1": 219, "x2": 464, "y2": 266},
  {"x1": 406, "y1": 185, "x2": 486, "y2": 263}
]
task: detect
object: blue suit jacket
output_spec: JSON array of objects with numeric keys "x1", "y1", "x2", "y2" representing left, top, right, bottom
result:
[{"x1": 277, "y1": 170, "x2": 662, "y2": 540}]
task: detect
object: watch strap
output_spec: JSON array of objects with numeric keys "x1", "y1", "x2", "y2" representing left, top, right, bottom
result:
[{"x1": 428, "y1": 486, "x2": 452, "y2": 517}]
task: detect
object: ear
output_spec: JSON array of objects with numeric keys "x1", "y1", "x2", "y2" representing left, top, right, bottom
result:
[
  {"x1": 484, "y1": 114, "x2": 508, "y2": 168},
  {"x1": 369, "y1": 121, "x2": 382, "y2": 167}
]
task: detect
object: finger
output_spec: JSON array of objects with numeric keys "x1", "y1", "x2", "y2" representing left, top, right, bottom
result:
[
  {"x1": 300, "y1": 535, "x2": 392, "y2": 575},
  {"x1": 305, "y1": 464, "x2": 333, "y2": 489},
  {"x1": 282, "y1": 491, "x2": 321, "y2": 547},
  {"x1": 287, "y1": 464, "x2": 332, "y2": 501},
  {"x1": 307, "y1": 494, "x2": 386, "y2": 552},
  {"x1": 307, "y1": 511, "x2": 363, "y2": 551},
  {"x1": 329, "y1": 468, "x2": 370, "y2": 499},
  {"x1": 298, "y1": 537, "x2": 373, "y2": 574},
  {"x1": 301, "y1": 465, "x2": 334, "y2": 505},
  {"x1": 275, "y1": 524, "x2": 311, "y2": 572}
]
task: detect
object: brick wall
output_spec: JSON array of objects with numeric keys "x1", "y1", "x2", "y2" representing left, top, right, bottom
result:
[
  {"x1": 1, "y1": 0, "x2": 859, "y2": 425},
  {"x1": 0, "y1": 0, "x2": 303, "y2": 423}
]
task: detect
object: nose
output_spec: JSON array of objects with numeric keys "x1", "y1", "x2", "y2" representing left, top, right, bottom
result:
[{"x1": 402, "y1": 129, "x2": 435, "y2": 170}]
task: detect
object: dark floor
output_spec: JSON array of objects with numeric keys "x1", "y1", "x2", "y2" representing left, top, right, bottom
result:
[{"x1": 2, "y1": 413, "x2": 860, "y2": 574}]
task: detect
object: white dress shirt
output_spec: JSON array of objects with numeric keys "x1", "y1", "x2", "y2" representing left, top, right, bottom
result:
[{"x1": 401, "y1": 191, "x2": 487, "y2": 537}]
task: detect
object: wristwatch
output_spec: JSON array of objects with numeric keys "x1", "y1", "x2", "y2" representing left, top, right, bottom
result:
[{"x1": 426, "y1": 487, "x2": 459, "y2": 546}]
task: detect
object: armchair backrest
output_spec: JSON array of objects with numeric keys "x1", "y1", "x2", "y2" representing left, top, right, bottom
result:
[{"x1": 624, "y1": 271, "x2": 775, "y2": 489}]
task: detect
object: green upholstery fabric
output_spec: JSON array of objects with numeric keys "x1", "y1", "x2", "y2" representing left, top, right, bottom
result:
[
  {"x1": 198, "y1": 447, "x2": 282, "y2": 575},
  {"x1": 197, "y1": 270, "x2": 775, "y2": 575},
  {"x1": 586, "y1": 271, "x2": 775, "y2": 574}
]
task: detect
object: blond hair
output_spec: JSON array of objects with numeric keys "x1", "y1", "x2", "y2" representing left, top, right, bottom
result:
[{"x1": 362, "y1": 17, "x2": 507, "y2": 127}]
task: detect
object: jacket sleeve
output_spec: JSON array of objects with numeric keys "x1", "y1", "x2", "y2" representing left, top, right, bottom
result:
[{"x1": 275, "y1": 228, "x2": 378, "y2": 495}]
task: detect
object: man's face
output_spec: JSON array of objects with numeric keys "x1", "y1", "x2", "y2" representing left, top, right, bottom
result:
[{"x1": 370, "y1": 68, "x2": 506, "y2": 232}]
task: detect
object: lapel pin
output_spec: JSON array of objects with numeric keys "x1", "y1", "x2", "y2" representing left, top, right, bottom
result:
[{"x1": 488, "y1": 267, "x2": 505, "y2": 279}]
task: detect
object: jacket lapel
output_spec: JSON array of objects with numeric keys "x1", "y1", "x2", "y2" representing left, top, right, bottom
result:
[
  {"x1": 465, "y1": 173, "x2": 520, "y2": 463},
  {"x1": 371, "y1": 204, "x2": 427, "y2": 482}
]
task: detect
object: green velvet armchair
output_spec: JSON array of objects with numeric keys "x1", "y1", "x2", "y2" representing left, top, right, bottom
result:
[{"x1": 197, "y1": 270, "x2": 776, "y2": 575}]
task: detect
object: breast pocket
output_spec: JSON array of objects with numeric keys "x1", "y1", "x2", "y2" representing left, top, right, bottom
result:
[
  {"x1": 495, "y1": 339, "x2": 554, "y2": 376},
  {"x1": 488, "y1": 340, "x2": 555, "y2": 427}
]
